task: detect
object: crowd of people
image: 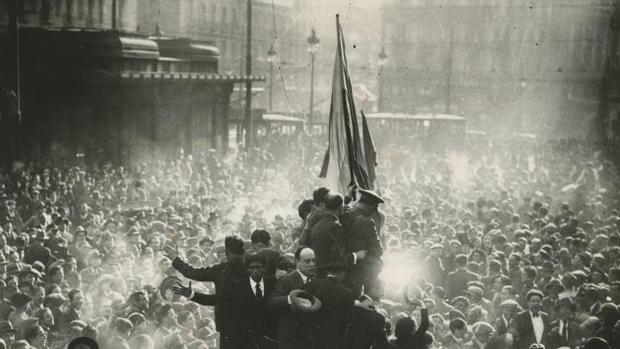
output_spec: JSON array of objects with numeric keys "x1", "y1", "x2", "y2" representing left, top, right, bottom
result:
[{"x1": 0, "y1": 137, "x2": 618, "y2": 349}]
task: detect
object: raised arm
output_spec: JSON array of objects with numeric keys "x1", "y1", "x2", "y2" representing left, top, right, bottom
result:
[
  {"x1": 414, "y1": 308, "x2": 429, "y2": 336},
  {"x1": 171, "y1": 257, "x2": 221, "y2": 282}
]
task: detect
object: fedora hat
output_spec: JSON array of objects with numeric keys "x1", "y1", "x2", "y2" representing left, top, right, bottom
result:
[
  {"x1": 159, "y1": 275, "x2": 183, "y2": 302},
  {"x1": 289, "y1": 290, "x2": 321, "y2": 314}
]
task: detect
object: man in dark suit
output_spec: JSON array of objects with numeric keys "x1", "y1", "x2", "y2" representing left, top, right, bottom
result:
[
  {"x1": 347, "y1": 294, "x2": 389, "y2": 349},
  {"x1": 342, "y1": 189, "x2": 384, "y2": 299},
  {"x1": 304, "y1": 261, "x2": 355, "y2": 349},
  {"x1": 446, "y1": 254, "x2": 480, "y2": 299},
  {"x1": 464, "y1": 322, "x2": 494, "y2": 349},
  {"x1": 268, "y1": 247, "x2": 317, "y2": 349},
  {"x1": 442, "y1": 318, "x2": 467, "y2": 349},
  {"x1": 22, "y1": 229, "x2": 52, "y2": 266},
  {"x1": 310, "y1": 193, "x2": 366, "y2": 278},
  {"x1": 60, "y1": 289, "x2": 84, "y2": 326},
  {"x1": 509, "y1": 289, "x2": 551, "y2": 349},
  {"x1": 248, "y1": 229, "x2": 295, "y2": 277},
  {"x1": 494, "y1": 299, "x2": 520, "y2": 336},
  {"x1": 548, "y1": 297, "x2": 585, "y2": 349},
  {"x1": 167, "y1": 235, "x2": 247, "y2": 349},
  {"x1": 177, "y1": 252, "x2": 278, "y2": 349}
]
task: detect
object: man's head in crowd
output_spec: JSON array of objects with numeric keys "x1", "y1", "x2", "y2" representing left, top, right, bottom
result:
[
  {"x1": 357, "y1": 189, "x2": 384, "y2": 211},
  {"x1": 245, "y1": 252, "x2": 267, "y2": 282},
  {"x1": 250, "y1": 230, "x2": 271, "y2": 250},
  {"x1": 500, "y1": 299, "x2": 520, "y2": 320},
  {"x1": 526, "y1": 289, "x2": 544, "y2": 315},
  {"x1": 112, "y1": 318, "x2": 133, "y2": 339},
  {"x1": 449, "y1": 317, "x2": 468, "y2": 339},
  {"x1": 68, "y1": 289, "x2": 84, "y2": 311},
  {"x1": 324, "y1": 193, "x2": 344, "y2": 216},
  {"x1": 312, "y1": 187, "x2": 330, "y2": 208},
  {"x1": 155, "y1": 304, "x2": 178, "y2": 328},
  {"x1": 23, "y1": 325, "x2": 47, "y2": 349},
  {"x1": 36, "y1": 307, "x2": 55, "y2": 329},
  {"x1": 454, "y1": 254, "x2": 468, "y2": 269},
  {"x1": 472, "y1": 322, "x2": 494, "y2": 345},
  {"x1": 128, "y1": 291, "x2": 149, "y2": 312},
  {"x1": 556, "y1": 297, "x2": 577, "y2": 321},
  {"x1": 295, "y1": 247, "x2": 316, "y2": 278},
  {"x1": 224, "y1": 235, "x2": 245, "y2": 261}
]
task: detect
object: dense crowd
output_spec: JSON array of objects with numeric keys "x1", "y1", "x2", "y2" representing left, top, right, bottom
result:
[{"x1": 0, "y1": 138, "x2": 619, "y2": 349}]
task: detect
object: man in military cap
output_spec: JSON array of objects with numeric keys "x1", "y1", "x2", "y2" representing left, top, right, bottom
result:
[{"x1": 342, "y1": 189, "x2": 385, "y2": 299}]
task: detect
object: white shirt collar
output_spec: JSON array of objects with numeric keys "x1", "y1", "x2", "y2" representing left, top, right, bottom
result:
[
  {"x1": 297, "y1": 270, "x2": 309, "y2": 283},
  {"x1": 250, "y1": 277, "x2": 264, "y2": 294},
  {"x1": 529, "y1": 311, "x2": 544, "y2": 343}
]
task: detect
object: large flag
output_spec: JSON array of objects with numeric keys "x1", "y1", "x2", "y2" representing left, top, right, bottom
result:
[
  {"x1": 361, "y1": 110, "x2": 377, "y2": 189},
  {"x1": 319, "y1": 15, "x2": 369, "y2": 194}
]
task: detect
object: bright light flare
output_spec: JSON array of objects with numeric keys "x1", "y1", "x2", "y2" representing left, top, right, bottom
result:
[
  {"x1": 379, "y1": 251, "x2": 422, "y2": 299},
  {"x1": 447, "y1": 152, "x2": 470, "y2": 185}
]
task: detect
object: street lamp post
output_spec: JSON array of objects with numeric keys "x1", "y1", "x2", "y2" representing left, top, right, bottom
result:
[
  {"x1": 307, "y1": 29, "x2": 320, "y2": 131},
  {"x1": 267, "y1": 45, "x2": 277, "y2": 112},
  {"x1": 244, "y1": 0, "x2": 253, "y2": 151},
  {"x1": 377, "y1": 46, "x2": 388, "y2": 112}
]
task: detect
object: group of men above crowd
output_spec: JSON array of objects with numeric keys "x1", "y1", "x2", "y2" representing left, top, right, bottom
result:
[{"x1": 0, "y1": 139, "x2": 618, "y2": 349}]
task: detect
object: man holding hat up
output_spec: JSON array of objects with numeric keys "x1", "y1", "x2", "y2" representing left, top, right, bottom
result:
[{"x1": 342, "y1": 189, "x2": 385, "y2": 299}]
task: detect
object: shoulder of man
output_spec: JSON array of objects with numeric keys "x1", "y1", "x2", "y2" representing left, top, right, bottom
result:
[{"x1": 281, "y1": 269, "x2": 301, "y2": 281}]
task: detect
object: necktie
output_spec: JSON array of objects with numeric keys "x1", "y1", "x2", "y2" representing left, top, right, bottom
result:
[
  {"x1": 563, "y1": 320, "x2": 568, "y2": 341},
  {"x1": 255, "y1": 284, "x2": 262, "y2": 299}
]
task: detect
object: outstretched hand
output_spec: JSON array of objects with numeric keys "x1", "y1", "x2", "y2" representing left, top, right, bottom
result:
[
  {"x1": 171, "y1": 281, "x2": 192, "y2": 298},
  {"x1": 163, "y1": 244, "x2": 180, "y2": 261}
]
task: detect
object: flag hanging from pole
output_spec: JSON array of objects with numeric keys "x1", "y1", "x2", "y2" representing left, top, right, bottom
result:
[
  {"x1": 319, "y1": 15, "x2": 369, "y2": 194},
  {"x1": 361, "y1": 110, "x2": 377, "y2": 189}
]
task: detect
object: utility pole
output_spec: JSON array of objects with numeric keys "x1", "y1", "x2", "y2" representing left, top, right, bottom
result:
[
  {"x1": 244, "y1": 0, "x2": 253, "y2": 150},
  {"x1": 445, "y1": 25, "x2": 454, "y2": 114}
]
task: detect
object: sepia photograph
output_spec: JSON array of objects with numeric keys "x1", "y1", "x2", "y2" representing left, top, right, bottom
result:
[{"x1": 0, "y1": 0, "x2": 620, "y2": 348}]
